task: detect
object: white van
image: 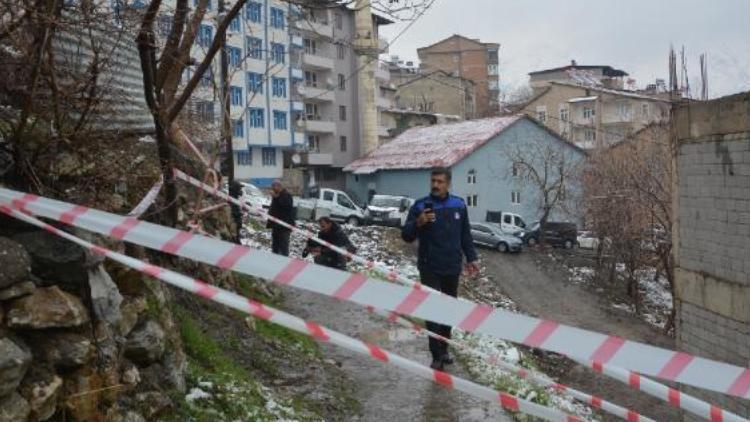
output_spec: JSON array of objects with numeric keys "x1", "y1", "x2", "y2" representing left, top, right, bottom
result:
[
  {"x1": 296, "y1": 188, "x2": 365, "y2": 226},
  {"x1": 485, "y1": 210, "x2": 528, "y2": 234},
  {"x1": 365, "y1": 195, "x2": 415, "y2": 227}
]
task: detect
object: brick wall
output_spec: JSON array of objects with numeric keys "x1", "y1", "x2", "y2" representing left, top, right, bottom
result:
[{"x1": 674, "y1": 92, "x2": 750, "y2": 419}]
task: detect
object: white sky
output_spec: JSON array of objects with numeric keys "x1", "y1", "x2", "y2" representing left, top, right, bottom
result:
[{"x1": 379, "y1": 0, "x2": 750, "y2": 98}]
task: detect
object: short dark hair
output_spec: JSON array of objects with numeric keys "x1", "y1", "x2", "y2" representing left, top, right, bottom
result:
[
  {"x1": 431, "y1": 167, "x2": 452, "y2": 182},
  {"x1": 317, "y1": 216, "x2": 333, "y2": 224}
]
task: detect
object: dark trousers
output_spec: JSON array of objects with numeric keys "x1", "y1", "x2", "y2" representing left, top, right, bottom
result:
[
  {"x1": 420, "y1": 271, "x2": 459, "y2": 360},
  {"x1": 271, "y1": 228, "x2": 291, "y2": 256}
]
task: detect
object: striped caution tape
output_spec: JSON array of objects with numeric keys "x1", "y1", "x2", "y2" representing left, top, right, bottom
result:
[
  {"x1": 179, "y1": 168, "x2": 741, "y2": 422},
  {"x1": 127, "y1": 175, "x2": 163, "y2": 217},
  {"x1": 1, "y1": 187, "x2": 749, "y2": 402},
  {"x1": 0, "y1": 204, "x2": 585, "y2": 422}
]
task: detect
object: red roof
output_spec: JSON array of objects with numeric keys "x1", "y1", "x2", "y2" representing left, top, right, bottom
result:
[{"x1": 344, "y1": 115, "x2": 523, "y2": 174}]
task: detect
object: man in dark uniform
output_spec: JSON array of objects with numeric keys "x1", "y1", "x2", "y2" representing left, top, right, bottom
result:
[
  {"x1": 268, "y1": 180, "x2": 294, "y2": 256},
  {"x1": 401, "y1": 167, "x2": 479, "y2": 370},
  {"x1": 302, "y1": 216, "x2": 356, "y2": 270}
]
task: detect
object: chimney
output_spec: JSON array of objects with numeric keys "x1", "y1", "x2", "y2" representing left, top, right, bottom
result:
[{"x1": 571, "y1": 59, "x2": 577, "y2": 66}]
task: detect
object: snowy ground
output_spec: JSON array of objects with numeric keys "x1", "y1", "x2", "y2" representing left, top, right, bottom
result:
[{"x1": 242, "y1": 218, "x2": 597, "y2": 421}]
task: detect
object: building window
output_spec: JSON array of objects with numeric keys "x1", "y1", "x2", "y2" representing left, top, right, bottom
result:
[
  {"x1": 199, "y1": 67, "x2": 213, "y2": 86},
  {"x1": 230, "y1": 86, "x2": 243, "y2": 106},
  {"x1": 308, "y1": 134, "x2": 320, "y2": 152},
  {"x1": 245, "y1": 1, "x2": 261, "y2": 22},
  {"x1": 305, "y1": 71, "x2": 317, "y2": 87},
  {"x1": 246, "y1": 72, "x2": 262, "y2": 93},
  {"x1": 194, "y1": 0, "x2": 211, "y2": 11},
  {"x1": 158, "y1": 15, "x2": 172, "y2": 36},
  {"x1": 271, "y1": 43, "x2": 285, "y2": 64},
  {"x1": 559, "y1": 107, "x2": 568, "y2": 122},
  {"x1": 262, "y1": 147, "x2": 276, "y2": 166},
  {"x1": 486, "y1": 48, "x2": 498, "y2": 63},
  {"x1": 337, "y1": 44, "x2": 345, "y2": 60},
  {"x1": 467, "y1": 169, "x2": 476, "y2": 184},
  {"x1": 536, "y1": 106, "x2": 547, "y2": 123},
  {"x1": 466, "y1": 195, "x2": 478, "y2": 207},
  {"x1": 196, "y1": 101, "x2": 214, "y2": 122},
  {"x1": 232, "y1": 119, "x2": 244, "y2": 138},
  {"x1": 338, "y1": 73, "x2": 345, "y2": 90},
  {"x1": 487, "y1": 64, "x2": 498, "y2": 76},
  {"x1": 270, "y1": 7, "x2": 285, "y2": 29},
  {"x1": 583, "y1": 106, "x2": 595, "y2": 119},
  {"x1": 271, "y1": 77, "x2": 286, "y2": 97},
  {"x1": 512, "y1": 162, "x2": 521, "y2": 177},
  {"x1": 246, "y1": 37, "x2": 262, "y2": 59},
  {"x1": 334, "y1": 12, "x2": 342, "y2": 29},
  {"x1": 229, "y1": 15, "x2": 241, "y2": 32},
  {"x1": 273, "y1": 111, "x2": 287, "y2": 130},
  {"x1": 197, "y1": 24, "x2": 212, "y2": 47},
  {"x1": 228, "y1": 46, "x2": 242, "y2": 67},
  {"x1": 617, "y1": 102, "x2": 631, "y2": 118},
  {"x1": 641, "y1": 103, "x2": 649, "y2": 117},
  {"x1": 488, "y1": 80, "x2": 499, "y2": 90},
  {"x1": 236, "y1": 150, "x2": 252, "y2": 165},
  {"x1": 304, "y1": 38, "x2": 317, "y2": 54},
  {"x1": 339, "y1": 105, "x2": 346, "y2": 121},
  {"x1": 249, "y1": 108, "x2": 264, "y2": 128},
  {"x1": 511, "y1": 191, "x2": 520, "y2": 204},
  {"x1": 340, "y1": 136, "x2": 347, "y2": 152},
  {"x1": 585, "y1": 129, "x2": 596, "y2": 142},
  {"x1": 305, "y1": 103, "x2": 319, "y2": 119}
]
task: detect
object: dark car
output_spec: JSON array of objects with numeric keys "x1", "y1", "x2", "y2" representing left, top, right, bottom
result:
[{"x1": 522, "y1": 221, "x2": 578, "y2": 249}]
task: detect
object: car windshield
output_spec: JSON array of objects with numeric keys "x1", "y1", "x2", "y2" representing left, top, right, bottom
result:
[{"x1": 370, "y1": 196, "x2": 402, "y2": 208}]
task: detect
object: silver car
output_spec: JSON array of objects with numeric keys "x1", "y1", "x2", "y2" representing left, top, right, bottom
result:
[{"x1": 470, "y1": 222, "x2": 523, "y2": 253}]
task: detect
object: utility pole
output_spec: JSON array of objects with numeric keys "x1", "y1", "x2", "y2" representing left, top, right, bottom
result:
[
  {"x1": 353, "y1": 0, "x2": 379, "y2": 156},
  {"x1": 219, "y1": 0, "x2": 234, "y2": 183}
]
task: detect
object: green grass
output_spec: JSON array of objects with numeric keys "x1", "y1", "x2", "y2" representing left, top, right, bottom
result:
[{"x1": 255, "y1": 319, "x2": 321, "y2": 358}]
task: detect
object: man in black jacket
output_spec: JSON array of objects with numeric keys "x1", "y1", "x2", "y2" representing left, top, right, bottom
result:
[
  {"x1": 303, "y1": 217, "x2": 356, "y2": 270},
  {"x1": 268, "y1": 180, "x2": 294, "y2": 256},
  {"x1": 402, "y1": 167, "x2": 479, "y2": 370}
]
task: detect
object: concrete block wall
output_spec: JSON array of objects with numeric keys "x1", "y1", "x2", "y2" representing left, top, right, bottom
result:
[{"x1": 673, "y1": 92, "x2": 750, "y2": 419}]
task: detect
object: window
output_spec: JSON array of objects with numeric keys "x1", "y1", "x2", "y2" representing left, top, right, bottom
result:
[
  {"x1": 323, "y1": 191, "x2": 334, "y2": 201},
  {"x1": 340, "y1": 136, "x2": 347, "y2": 152},
  {"x1": 339, "y1": 105, "x2": 346, "y2": 121},
  {"x1": 641, "y1": 103, "x2": 649, "y2": 117},
  {"x1": 466, "y1": 195, "x2": 478, "y2": 207},
  {"x1": 271, "y1": 43, "x2": 285, "y2": 64},
  {"x1": 232, "y1": 119, "x2": 244, "y2": 138},
  {"x1": 503, "y1": 214, "x2": 512, "y2": 224},
  {"x1": 249, "y1": 108, "x2": 264, "y2": 128},
  {"x1": 246, "y1": 37, "x2": 262, "y2": 59},
  {"x1": 270, "y1": 7, "x2": 285, "y2": 29},
  {"x1": 197, "y1": 24, "x2": 213, "y2": 47},
  {"x1": 246, "y1": 72, "x2": 263, "y2": 93},
  {"x1": 467, "y1": 169, "x2": 476, "y2": 184},
  {"x1": 536, "y1": 106, "x2": 547, "y2": 123},
  {"x1": 230, "y1": 86, "x2": 243, "y2": 106},
  {"x1": 194, "y1": 0, "x2": 211, "y2": 11},
  {"x1": 512, "y1": 162, "x2": 521, "y2": 177},
  {"x1": 338, "y1": 74, "x2": 345, "y2": 90},
  {"x1": 617, "y1": 102, "x2": 631, "y2": 118},
  {"x1": 583, "y1": 106, "x2": 595, "y2": 119},
  {"x1": 584, "y1": 130, "x2": 596, "y2": 142},
  {"x1": 487, "y1": 64, "x2": 498, "y2": 76},
  {"x1": 305, "y1": 103, "x2": 319, "y2": 119},
  {"x1": 559, "y1": 107, "x2": 569, "y2": 122},
  {"x1": 261, "y1": 147, "x2": 276, "y2": 166},
  {"x1": 486, "y1": 48, "x2": 498, "y2": 64},
  {"x1": 511, "y1": 192, "x2": 521, "y2": 204},
  {"x1": 305, "y1": 71, "x2": 317, "y2": 87},
  {"x1": 228, "y1": 46, "x2": 242, "y2": 67},
  {"x1": 337, "y1": 195, "x2": 354, "y2": 209},
  {"x1": 236, "y1": 150, "x2": 252, "y2": 165},
  {"x1": 488, "y1": 80, "x2": 499, "y2": 90},
  {"x1": 304, "y1": 39, "x2": 317, "y2": 54},
  {"x1": 308, "y1": 134, "x2": 320, "y2": 152},
  {"x1": 158, "y1": 15, "x2": 172, "y2": 36},
  {"x1": 273, "y1": 111, "x2": 287, "y2": 130},
  {"x1": 245, "y1": 1, "x2": 261, "y2": 22},
  {"x1": 196, "y1": 101, "x2": 214, "y2": 122},
  {"x1": 229, "y1": 15, "x2": 240, "y2": 32},
  {"x1": 271, "y1": 77, "x2": 286, "y2": 97},
  {"x1": 514, "y1": 216, "x2": 526, "y2": 229},
  {"x1": 337, "y1": 44, "x2": 345, "y2": 60},
  {"x1": 199, "y1": 68, "x2": 213, "y2": 86},
  {"x1": 334, "y1": 12, "x2": 342, "y2": 29}
]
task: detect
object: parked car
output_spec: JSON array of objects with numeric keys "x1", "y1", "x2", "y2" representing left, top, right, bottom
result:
[
  {"x1": 365, "y1": 195, "x2": 414, "y2": 227},
  {"x1": 486, "y1": 210, "x2": 528, "y2": 235},
  {"x1": 576, "y1": 231, "x2": 600, "y2": 250},
  {"x1": 239, "y1": 182, "x2": 271, "y2": 210},
  {"x1": 470, "y1": 222, "x2": 523, "y2": 253},
  {"x1": 522, "y1": 221, "x2": 578, "y2": 249},
  {"x1": 296, "y1": 187, "x2": 365, "y2": 226}
]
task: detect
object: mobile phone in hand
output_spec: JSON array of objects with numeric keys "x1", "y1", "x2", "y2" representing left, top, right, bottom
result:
[{"x1": 424, "y1": 201, "x2": 435, "y2": 223}]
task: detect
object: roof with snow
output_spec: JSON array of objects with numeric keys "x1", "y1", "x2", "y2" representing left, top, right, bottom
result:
[
  {"x1": 529, "y1": 64, "x2": 627, "y2": 77},
  {"x1": 343, "y1": 115, "x2": 524, "y2": 174}
]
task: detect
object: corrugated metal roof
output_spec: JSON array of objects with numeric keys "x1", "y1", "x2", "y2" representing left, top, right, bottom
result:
[{"x1": 343, "y1": 115, "x2": 523, "y2": 174}]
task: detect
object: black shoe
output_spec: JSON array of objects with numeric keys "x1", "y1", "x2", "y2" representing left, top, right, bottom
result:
[
  {"x1": 442, "y1": 353, "x2": 454, "y2": 365},
  {"x1": 430, "y1": 358, "x2": 444, "y2": 370}
]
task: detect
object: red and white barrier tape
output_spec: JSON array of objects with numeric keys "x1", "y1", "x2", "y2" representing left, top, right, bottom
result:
[
  {"x1": 0, "y1": 205, "x2": 585, "y2": 422},
  {"x1": 176, "y1": 168, "x2": 744, "y2": 421},
  {"x1": 1, "y1": 187, "x2": 749, "y2": 402},
  {"x1": 127, "y1": 176, "x2": 163, "y2": 217},
  {"x1": 196, "y1": 202, "x2": 227, "y2": 215}
]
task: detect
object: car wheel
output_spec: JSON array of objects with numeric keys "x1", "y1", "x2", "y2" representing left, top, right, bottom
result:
[
  {"x1": 347, "y1": 216, "x2": 360, "y2": 227},
  {"x1": 496, "y1": 242, "x2": 508, "y2": 253},
  {"x1": 564, "y1": 240, "x2": 573, "y2": 249},
  {"x1": 527, "y1": 237, "x2": 537, "y2": 246}
]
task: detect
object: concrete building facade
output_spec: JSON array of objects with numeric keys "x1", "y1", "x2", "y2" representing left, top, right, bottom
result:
[
  {"x1": 417, "y1": 34, "x2": 500, "y2": 117},
  {"x1": 395, "y1": 70, "x2": 476, "y2": 120},
  {"x1": 672, "y1": 92, "x2": 750, "y2": 420}
]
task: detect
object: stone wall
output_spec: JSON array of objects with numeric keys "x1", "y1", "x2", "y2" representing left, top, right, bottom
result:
[{"x1": 673, "y1": 91, "x2": 750, "y2": 419}]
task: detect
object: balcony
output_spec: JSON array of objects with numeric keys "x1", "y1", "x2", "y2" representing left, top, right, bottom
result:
[
  {"x1": 291, "y1": 67, "x2": 304, "y2": 80},
  {"x1": 292, "y1": 101, "x2": 304, "y2": 112},
  {"x1": 293, "y1": 19, "x2": 333, "y2": 39},
  {"x1": 300, "y1": 152, "x2": 333, "y2": 166},
  {"x1": 302, "y1": 117, "x2": 336, "y2": 133},
  {"x1": 291, "y1": 35, "x2": 303, "y2": 48},
  {"x1": 297, "y1": 83, "x2": 335, "y2": 102},
  {"x1": 302, "y1": 52, "x2": 334, "y2": 70},
  {"x1": 375, "y1": 64, "x2": 390, "y2": 81},
  {"x1": 376, "y1": 96, "x2": 392, "y2": 109}
]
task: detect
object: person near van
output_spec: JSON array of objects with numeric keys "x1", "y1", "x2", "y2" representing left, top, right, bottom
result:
[
  {"x1": 268, "y1": 180, "x2": 294, "y2": 256},
  {"x1": 302, "y1": 216, "x2": 356, "y2": 270},
  {"x1": 401, "y1": 167, "x2": 479, "y2": 371}
]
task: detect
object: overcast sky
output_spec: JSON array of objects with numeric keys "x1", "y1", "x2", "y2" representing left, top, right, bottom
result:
[{"x1": 379, "y1": 0, "x2": 750, "y2": 99}]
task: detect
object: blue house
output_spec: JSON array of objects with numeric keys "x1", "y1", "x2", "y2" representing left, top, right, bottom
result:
[{"x1": 344, "y1": 115, "x2": 586, "y2": 225}]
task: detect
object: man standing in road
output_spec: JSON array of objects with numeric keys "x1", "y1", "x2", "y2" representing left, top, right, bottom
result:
[
  {"x1": 401, "y1": 167, "x2": 479, "y2": 370},
  {"x1": 268, "y1": 180, "x2": 294, "y2": 256}
]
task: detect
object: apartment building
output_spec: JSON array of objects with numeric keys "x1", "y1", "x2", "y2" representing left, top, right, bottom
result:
[
  {"x1": 288, "y1": 4, "x2": 391, "y2": 190},
  {"x1": 395, "y1": 70, "x2": 476, "y2": 120},
  {"x1": 417, "y1": 34, "x2": 500, "y2": 117},
  {"x1": 529, "y1": 60, "x2": 628, "y2": 92}
]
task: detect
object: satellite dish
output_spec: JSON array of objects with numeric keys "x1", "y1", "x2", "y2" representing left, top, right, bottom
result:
[{"x1": 292, "y1": 153, "x2": 301, "y2": 164}]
